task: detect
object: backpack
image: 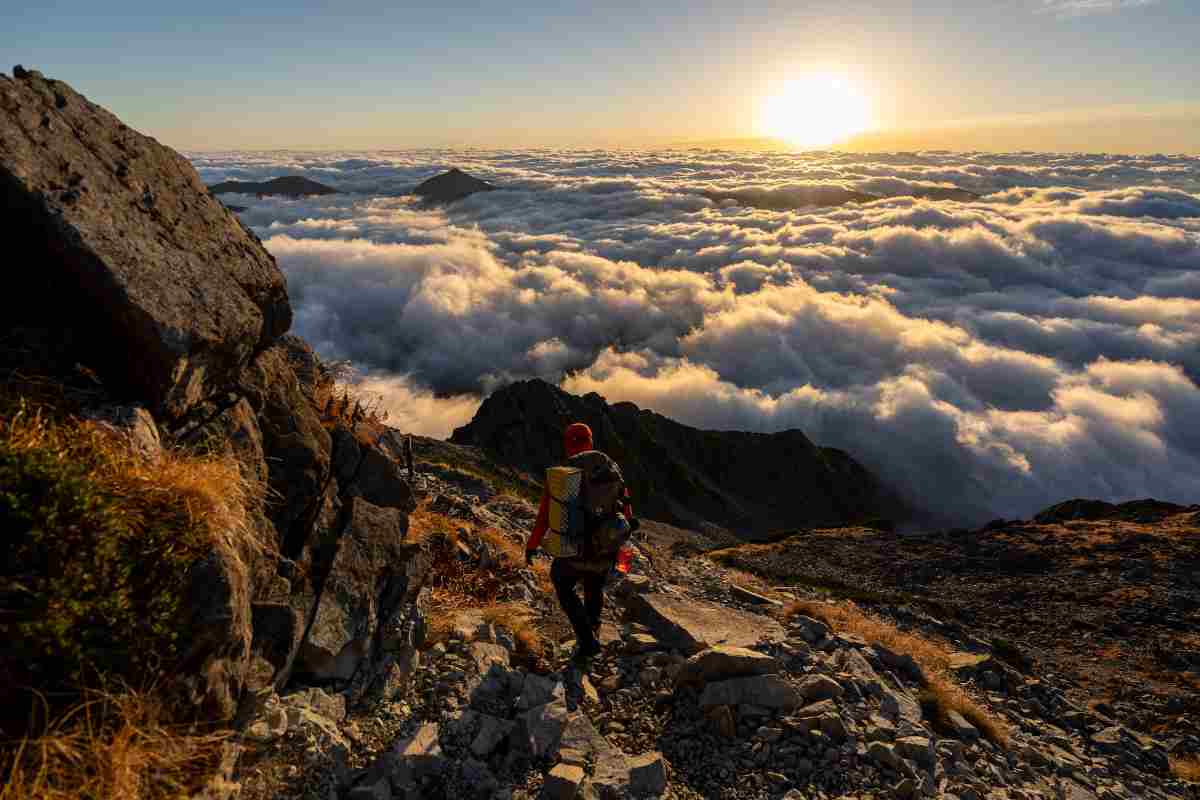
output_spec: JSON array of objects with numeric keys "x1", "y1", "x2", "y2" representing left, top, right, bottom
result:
[{"x1": 545, "y1": 450, "x2": 631, "y2": 564}]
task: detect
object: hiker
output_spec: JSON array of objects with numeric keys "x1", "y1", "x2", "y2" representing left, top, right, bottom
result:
[
  {"x1": 525, "y1": 422, "x2": 636, "y2": 661},
  {"x1": 403, "y1": 433, "x2": 415, "y2": 480}
]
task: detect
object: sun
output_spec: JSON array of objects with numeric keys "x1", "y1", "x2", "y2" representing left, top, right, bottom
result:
[{"x1": 760, "y1": 73, "x2": 873, "y2": 149}]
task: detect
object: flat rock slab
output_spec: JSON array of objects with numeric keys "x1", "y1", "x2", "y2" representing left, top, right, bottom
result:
[{"x1": 628, "y1": 593, "x2": 785, "y2": 655}]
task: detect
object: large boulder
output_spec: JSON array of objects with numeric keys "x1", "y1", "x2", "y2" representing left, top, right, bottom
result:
[{"x1": 0, "y1": 67, "x2": 291, "y2": 420}]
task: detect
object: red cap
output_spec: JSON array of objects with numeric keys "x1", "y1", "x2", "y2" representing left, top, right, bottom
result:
[{"x1": 564, "y1": 422, "x2": 593, "y2": 457}]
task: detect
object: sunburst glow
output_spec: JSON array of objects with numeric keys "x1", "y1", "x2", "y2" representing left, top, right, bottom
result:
[{"x1": 760, "y1": 73, "x2": 873, "y2": 149}]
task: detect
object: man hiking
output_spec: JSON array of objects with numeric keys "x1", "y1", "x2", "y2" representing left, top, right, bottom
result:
[{"x1": 525, "y1": 422, "x2": 635, "y2": 662}]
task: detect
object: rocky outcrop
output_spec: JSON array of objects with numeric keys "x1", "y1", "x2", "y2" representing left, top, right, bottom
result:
[
  {"x1": 412, "y1": 167, "x2": 496, "y2": 204},
  {"x1": 450, "y1": 379, "x2": 907, "y2": 534},
  {"x1": 0, "y1": 66, "x2": 291, "y2": 421},
  {"x1": 1, "y1": 70, "x2": 429, "y2": 737},
  {"x1": 208, "y1": 176, "x2": 338, "y2": 196}
]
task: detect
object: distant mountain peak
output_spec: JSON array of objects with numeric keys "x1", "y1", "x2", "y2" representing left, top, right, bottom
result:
[
  {"x1": 412, "y1": 168, "x2": 496, "y2": 204},
  {"x1": 208, "y1": 176, "x2": 337, "y2": 197},
  {"x1": 451, "y1": 378, "x2": 908, "y2": 535}
]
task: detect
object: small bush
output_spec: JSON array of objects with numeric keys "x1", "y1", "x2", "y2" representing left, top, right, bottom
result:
[{"x1": 0, "y1": 399, "x2": 263, "y2": 716}]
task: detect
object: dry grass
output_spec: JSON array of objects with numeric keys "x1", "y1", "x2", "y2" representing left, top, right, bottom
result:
[
  {"x1": 784, "y1": 599, "x2": 1010, "y2": 747},
  {"x1": 2, "y1": 396, "x2": 269, "y2": 698},
  {"x1": 0, "y1": 689, "x2": 229, "y2": 800},
  {"x1": 481, "y1": 603, "x2": 548, "y2": 660},
  {"x1": 412, "y1": 500, "x2": 553, "y2": 667},
  {"x1": 4, "y1": 400, "x2": 269, "y2": 571},
  {"x1": 1171, "y1": 755, "x2": 1200, "y2": 783},
  {"x1": 720, "y1": 566, "x2": 785, "y2": 601}
]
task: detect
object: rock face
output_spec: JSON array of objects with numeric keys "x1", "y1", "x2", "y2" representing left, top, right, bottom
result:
[
  {"x1": 0, "y1": 66, "x2": 291, "y2": 421},
  {"x1": 0, "y1": 70, "x2": 428, "y2": 732},
  {"x1": 208, "y1": 175, "x2": 338, "y2": 196},
  {"x1": 451, "y1": 379, "x2": 907, "y2": 534},
  {"x1": 412, "y1": 167, "x2": 496, "y2": 204}
]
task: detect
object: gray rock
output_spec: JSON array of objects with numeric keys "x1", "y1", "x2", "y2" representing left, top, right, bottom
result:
[
  {"x1": 348, "y1": 779, "x2": 391, "y2": 800},
  {"x1": 627, "y1": 593, "x2": 784, "y2": 655},
  {"x1": 545, "y1": 764, "x2": 585, "y2": 800},
  {"x1": 873, "y1": 644, "x2": 926, "y2": 683},
  {"x1": 284, "y1": 686, "x2": 346, "y2": 722},
  {"x1": 391, "y1": 723, "x2": 444, "y2": 785},
  {"x1": 590, "y1": 750, "x2": 668, "y2": 798},
  {"x1": 790, "y1": 615, "x2": 830, "y2": 643},
  {"x1": 615, "y1": 574, "x2": 651, "y2": 598},
  {"x1": 699, "y1": 675, "x2": 803, "y2": 710},
  {"x1": 1, "y1": 70, "x2": 291, "y2": 420},
  {"x1": 468, "y1": 642, "x2": 510, "y2": 674},
  {"x1": 460, "y1": 759, "x2": 498, "y2": 796},
  {"x1": 944, "y1": 709, "x2": 979, "y2": 742},
  {"x1": 798, "y1": 674, "x2": 844, "y2": 701},
  {"x1": 881, "y1": 685, "x2": 924, "y2": 734},
  {"x1": 628, "y1": 752, "x2": 668, "y2": 796},
  {"x1": 868, "y1": 741, "x2": 903, "y2": 769},
  {"x1": 894, "y1": 736, "x2": 934, "y2": 767},
  {"x1": 248, "y1": 602, "x2": 304, "y2": 691},
  {"x1": 674, "y1": 645, "x2": 782, "y2": 687},
  {"x1": 519, "y1": 700, "x2": 570, "y2": 758},
  {"x1": 820, "y1": 713, "x2": 850, "y2": 740},
  {"x1": 517, "y1": 673, "x2": 565, "y2": 710},
  {"x1": 470, "y1": 714, "x2": 515, "y2": 757}
]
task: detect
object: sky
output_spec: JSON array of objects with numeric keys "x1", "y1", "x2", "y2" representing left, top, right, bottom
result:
[{"x1": 4, "y1": 0, "x2": 1199, "y2": 151}]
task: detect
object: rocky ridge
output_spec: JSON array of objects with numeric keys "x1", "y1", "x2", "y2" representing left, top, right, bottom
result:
[
  {"x1": 1, "y1": 66, "x2": 430, "y2": 743},
  {"x1": 451, "y1": 379, "x2": 907, "y2": 537},
  {"x1": 209, "y1": 176, "x2": 339, "y2": 197}
]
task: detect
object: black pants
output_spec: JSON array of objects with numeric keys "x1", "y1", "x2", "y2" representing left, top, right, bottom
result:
[{"x1": 550, "y1": 558, "x2": 607, "y2": 649}]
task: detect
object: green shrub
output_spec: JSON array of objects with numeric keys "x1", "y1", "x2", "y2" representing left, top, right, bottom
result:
[{"x1": 0, "y1": 403, "x2": 257, "y2": 711}]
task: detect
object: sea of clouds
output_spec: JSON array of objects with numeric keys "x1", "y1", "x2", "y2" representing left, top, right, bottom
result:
[{"x1": 190, "y1": 149, "x2": 1200, "y2": 524}]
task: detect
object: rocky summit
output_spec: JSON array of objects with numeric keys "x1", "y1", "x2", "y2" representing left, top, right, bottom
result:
[
  {"x1": 451, "y1": 378, "x2": 908, "y2": 536},
  {"x1": 413, "y1": 167, "x2": 497, "y2": 204},
  {"x1": 209, "y1": 176, "x2": 339, "y2": 197}
]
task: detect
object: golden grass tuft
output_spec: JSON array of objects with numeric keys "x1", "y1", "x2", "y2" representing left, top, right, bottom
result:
[
  {"x1": 0, "y1": 689, "x2": 229, "y2": 800},
  {"x1": 1171, "y1": 755, "x2": 1200, "y2": 783},
  {"x1": 783, "y1": 599, "x2": 1010, "y2": 747},
  {"x1": 721, "y1": 566, "x2": 785, "y2": 601},
  {"x1": 2, "y1": 396, "x2": 270, "y2": 698}
]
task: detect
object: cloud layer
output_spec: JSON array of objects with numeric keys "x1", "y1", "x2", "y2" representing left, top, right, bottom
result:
[{"x1": 191, "y1": 149, "x2": 1200, "y2": 524}]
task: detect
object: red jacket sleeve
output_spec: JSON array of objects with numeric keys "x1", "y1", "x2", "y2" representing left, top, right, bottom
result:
[
  {"x1": 528, "y1": 488, "x2": 550, "y2": 551},
  {"x1": 623, "y1": 486, "x2": 633, "y2": 521}
]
